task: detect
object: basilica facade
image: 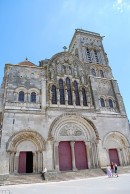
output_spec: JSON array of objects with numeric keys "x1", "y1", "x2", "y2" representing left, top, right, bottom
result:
[{"x1": 0, "y1": 29, "x2": 130, "y2": 179}]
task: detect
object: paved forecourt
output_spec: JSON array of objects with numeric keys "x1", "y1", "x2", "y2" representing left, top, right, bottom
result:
[{"x1": 0, "y1": 173, "x2": 130, "y2": 194}]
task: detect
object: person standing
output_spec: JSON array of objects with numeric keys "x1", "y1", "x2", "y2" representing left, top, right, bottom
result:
[
  {"x1": 41, "y1": 167, "x2": 47, "y2": 180},
  {"x1": 111, "y1": 162, "x2": 114, "y2": 176},
  {"x1": 106, "y1": 165, "x2": 112, "y2": 177},
  {"x1": 114, "y1": 163, "x2": 119, "y2": 177}
]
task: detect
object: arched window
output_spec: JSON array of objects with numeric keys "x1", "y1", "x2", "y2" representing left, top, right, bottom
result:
[
  {"x1": 86, "y1": 48, "x2": 92, "y2": 62},
  {"x1": 109, "y1": 99, "x2": 114, "y2": 108},
  {"x1": 66, "y1": 77, "x2": 73, "y2": 105},
  {"x1": 51, "y1": 85, "x2": 57, "y2": 104},
  {"x1": 31, "y1": 92, "x2": 36, "y2": 103},
  {"x1": 100, "y1": 70, "x2": 104, "y2": 78},
  {"x1": 94, "y1": 49, "x2": 99, "y2": 64},
  {"x1": 82, "y1": 88, "x2": 87, "y2": 106},
  {"x1": 74, "y1": 81, "x2": 80, "y2": 105},
  {"x1": 91, "y1": 68, "x2": 96, "y2": 76},
  {"x1": 59, "y1": 79, "x2": 65, "y2": 105},
  {"x1": 100, "y1": 97, "x2": 105, "y2": 107},
  {"x1": 18, "y1": 91, "x2": 24, "y2": 102}
]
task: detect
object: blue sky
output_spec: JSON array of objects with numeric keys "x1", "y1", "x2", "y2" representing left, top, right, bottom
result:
[{"x1": 0, "y1": 0, "x2": 130, "y2": 121}]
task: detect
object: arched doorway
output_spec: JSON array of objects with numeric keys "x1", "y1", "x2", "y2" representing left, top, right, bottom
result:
[
  {"x1": 103, "y1": 132, "x2": 130, "y2": 166},
  {"x1": 6, "y1": 130, "x2": 45, "y2": 174},
  {"x1": 49, "y1": 113, "x2": 99, "y2": 171}
]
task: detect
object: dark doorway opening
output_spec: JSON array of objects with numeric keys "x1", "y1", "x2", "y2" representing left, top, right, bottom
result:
[
  {"x1": 19, "y1": 151, "x2": 33, "y2": 173},
  {"x1": 26, "y1": 151, "x2": 33, "y2": 173}
]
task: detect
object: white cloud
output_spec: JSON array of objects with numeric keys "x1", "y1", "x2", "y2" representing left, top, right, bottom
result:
[{"x1": 113, "y1": 0, "x2": 130, "y2": 13}]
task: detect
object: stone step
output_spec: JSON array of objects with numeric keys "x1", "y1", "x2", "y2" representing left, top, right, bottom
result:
[{"x1": 1, "y1": 166, "x2": 130, "y2": 186}]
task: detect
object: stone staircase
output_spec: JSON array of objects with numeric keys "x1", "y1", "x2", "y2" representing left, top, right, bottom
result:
[{"x1": 0, "y1": 166, "x2": 130, "y2": 186}]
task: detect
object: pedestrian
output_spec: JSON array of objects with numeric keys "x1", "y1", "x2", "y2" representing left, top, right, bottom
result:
[
  {"x1": 110, "y1": 162, "x2": 114, "y2": 176},
  {"x1": 106, "y1": 165, "x2": 112, "y2": 177},
  {"x1": 41, "y1": 167, "x2": 47, "y2": 180},
  {"x1": 114, "y1": 163, "x2": 119, "y2": 177}
]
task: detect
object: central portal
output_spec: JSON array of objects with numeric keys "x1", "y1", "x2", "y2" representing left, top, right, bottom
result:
[{"x1": 18, "y1": 151, "x2": 33, "y2": 173}]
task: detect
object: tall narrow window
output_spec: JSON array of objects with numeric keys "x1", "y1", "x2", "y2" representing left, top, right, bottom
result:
[
  {"x1": 66, "y1": 77, "x2": 73, "y2": 105},
  {"x1": 86, "y1": 48, "x2": 92, "y2": 63},
  {"x1": 91, "y1": 68, "x2": 96, "y2": 76},
  {"x1": 31, "y1": 92, "x2": 36, "y2": 103},
  {"x1": 59, "y1": 79, "x2": 65, "y2": 105},
  {"x1": 82, "y1": 88, "x2": 87, "y2": 106},
  {"x1": 100, "y1": 70, "x2": 104, "y2": 78},
  {"x1": 74, "y1": 81, "x2": 80, "y2": 105},
  {"x1": 109, "y1": 99, "x2": 113, "y2": 108},
  {"x1": 94, "y1": 49, "x2": 99, "y2": 64},
  {"x1": 51, "y1": 85, "x2": 57, "y2": 104},
  {"x1": 100, "y1": 98, "x2": 105, "y2": 107},
  {"x1": 18, "y1": 91, "x2": 24, "y2": 102}
]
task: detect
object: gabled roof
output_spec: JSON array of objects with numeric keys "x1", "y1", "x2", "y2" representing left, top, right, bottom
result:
[{"x1": 17, "y1": 59, "x2": 37, "y2": 67}]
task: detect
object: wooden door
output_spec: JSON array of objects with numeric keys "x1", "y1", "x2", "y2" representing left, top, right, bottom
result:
[
  {"x1": 19, "y1": 152, "x2": 26, "y2": 173},
  {"x1": 109, "y1": 149, "x2": 120, "y2": 166},
  {"x1": 74, "y1": 141, "x2": 88, "y2": 170},
  {"x1": 59, "y1": 141, "x2": 72, "y2": 171}
]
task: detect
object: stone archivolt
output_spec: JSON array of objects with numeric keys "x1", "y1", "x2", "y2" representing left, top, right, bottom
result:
[
  {"x1": 49, "y1": 113, "x2": 98, "y2": 142},
  {"x1": 6, "y1": 130, "x2": 45, "y2": 152}
]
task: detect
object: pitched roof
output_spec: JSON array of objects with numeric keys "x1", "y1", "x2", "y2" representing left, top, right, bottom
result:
[{"x1": 18, "y1": 59, "x2": 37, "y2": 67}]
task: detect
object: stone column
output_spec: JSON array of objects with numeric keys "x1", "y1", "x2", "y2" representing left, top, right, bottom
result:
[
  {"x1": 39, "y1": 151, "x2": 43, "y2": 171},
  {"x1": 54, "y1": 142, "x2": 60, "y2": 171},
  {"x1": 9, "y1": 151, "x2": 15, "y2": 173},
  {"x1": 65, "y1": 90, "x2": 68, "y2": 106},
  {"x1": 80, "y1": 91, "x2": 83, "y2": 107},
  {"x1": 72, "y1": 91, "x2": 75, "y2": 107},
  {"x1": 93, "y1": 142, "x2": 99, "y2": 168},
  {"x1": 35, "y1": 151, "x2": 39, "y2": 172},
  {"x1": 85, "y1": 141, "x2": 91, "y2": 168},
  {"x1": 41, "y1": 78, "x2": 46, "y2": 109},
  {"x1": 9, "y1": 152, "x2": 12, "y2": 173},
  {"x1": 14, "y1": 152, "x2": 19, "y2": 173},
  {"x1": 117, "y1": 148, "x2": 122, "y2": 166},
  {"x1": 125, "y1": 148, "x2": 130, "y2": 165},
  {"x1": 25, "y1": 93, "x2": 28, "y2": 102},
  {"x1": 37, "y1": 151, "x2": 41, "y2": 172},
  {"x1": 70, "y1": 141, "x2": 77, "y2": 171},
  {"x1": 50, "y1": 88, "x2": 52, "y2": 105},
  {"x1": 33, "y1": 152, "x2": 36, "y2": 173},
  {"x1": 91, "y1": 142, "x2": 94, "y2": 168},
  {"x1": 57, "y1": 90, "x2": 60, "y2": 105},
  {"x1": 95, "y1": 141, "x2": 100, "y2": 168}
]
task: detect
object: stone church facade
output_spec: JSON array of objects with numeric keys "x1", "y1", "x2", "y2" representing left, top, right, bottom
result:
[{"x1": 0, "y1": 29, "x2": 130, "y2": 179}]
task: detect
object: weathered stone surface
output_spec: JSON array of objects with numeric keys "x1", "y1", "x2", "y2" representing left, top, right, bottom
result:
[{"x1": 0, "y1": 29, "x2": 130, "y2": 178}]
